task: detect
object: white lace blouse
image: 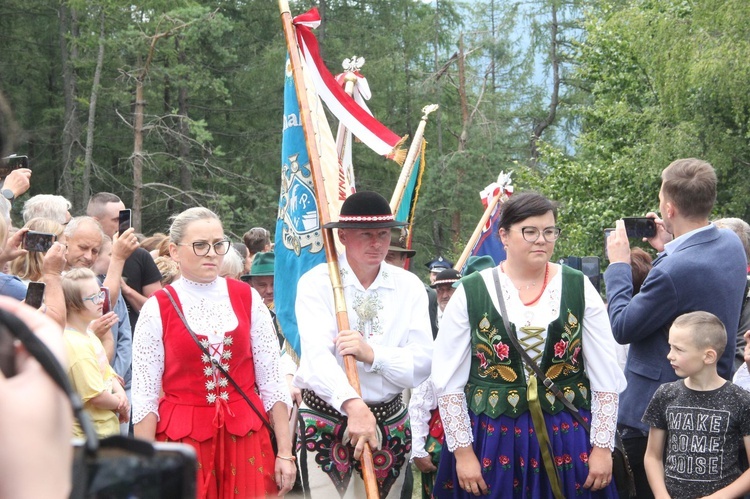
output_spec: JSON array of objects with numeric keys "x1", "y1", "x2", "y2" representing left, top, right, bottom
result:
[
  {"x1": 432, "y1": 264, "x2": 627, "y2": 452},
  {"x1": 131, "y1": 277, "x2": 291, "y2": 425}
]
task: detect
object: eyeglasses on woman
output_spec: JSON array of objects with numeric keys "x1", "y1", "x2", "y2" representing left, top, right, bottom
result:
[
  {"x1": 512, "y1": 226, "x2": 562, "y2": 243},
  {"x1": 178, "y1": 239, "x2": 231, "y2": 256}
]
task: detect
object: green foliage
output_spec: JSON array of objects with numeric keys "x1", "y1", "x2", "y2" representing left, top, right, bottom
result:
[{"x1": 1, "y1": 0, "x2": 749, "y2": 280}]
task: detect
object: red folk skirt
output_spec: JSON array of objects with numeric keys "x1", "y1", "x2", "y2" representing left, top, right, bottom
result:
[{"x1": 157, "y1": 399, "x2": 276, "y2": 499}]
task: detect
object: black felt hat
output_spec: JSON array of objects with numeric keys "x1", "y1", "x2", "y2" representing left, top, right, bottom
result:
[
  {"x1": 430, "y1": 268, "x2": 462, "y2": 288},
  {"x1": 323, "y1": 191, "x2": 406, "y2": 229}
]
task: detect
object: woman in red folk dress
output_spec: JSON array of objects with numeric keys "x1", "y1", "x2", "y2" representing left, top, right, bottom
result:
[{"x1": 132, "y1": 207, "x2": 295, "y2": 498}]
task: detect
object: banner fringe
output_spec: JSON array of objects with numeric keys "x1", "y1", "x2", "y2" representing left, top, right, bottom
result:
[{"x1": 387, "y1": 134, "x2": 410, "y2": 166}]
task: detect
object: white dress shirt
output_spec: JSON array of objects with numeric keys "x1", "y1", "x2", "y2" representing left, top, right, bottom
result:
[{"x1": 293, "y1": 254, "x2": 433, "y2": 414}]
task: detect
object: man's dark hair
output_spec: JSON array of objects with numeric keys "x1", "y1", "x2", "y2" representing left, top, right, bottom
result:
[
  {"x1": 661, "y1": 158, "x2": 716, "y2": 220},
  {"x1": 86, "y1": 192, "x2": 123, "y2": 218},
  {"x1": 243, "y1": 227, "x2": 270, "y2": 254}
]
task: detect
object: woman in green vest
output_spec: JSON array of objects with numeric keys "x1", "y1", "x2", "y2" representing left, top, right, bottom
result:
[{"x1": 431, "y1": 191, "x2": 626, "y2": 498}]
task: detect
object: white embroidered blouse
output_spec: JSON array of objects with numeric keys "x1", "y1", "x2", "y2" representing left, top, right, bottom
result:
[
  {"x1": 293, "y1": 254, "x2": 433, "y2": 413},
  {"x1": 431, "y1": 264, "x2": 627, "y2": 452},
  {"x1": 131, "y1": 277, "x2": 291, "y2": 424}
]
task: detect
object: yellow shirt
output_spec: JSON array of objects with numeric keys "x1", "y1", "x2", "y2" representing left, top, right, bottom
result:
[{"x1": 63, "y1": 328, "x2": 119, "y2": 438}]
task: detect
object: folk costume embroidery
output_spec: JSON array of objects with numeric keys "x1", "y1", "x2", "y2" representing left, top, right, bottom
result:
[
  {"x1": 299, "y1": 405, "x2": 411, "y2": 497},
  {"x1": 432, "y1": 265, "x2": 625, "y2": 498}
]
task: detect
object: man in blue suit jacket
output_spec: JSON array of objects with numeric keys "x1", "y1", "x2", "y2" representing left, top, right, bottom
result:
[{"x1": 604, "y1": 158, "x2": 747, "y2": 498}]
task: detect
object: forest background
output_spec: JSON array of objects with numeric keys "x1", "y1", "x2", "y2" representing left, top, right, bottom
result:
[{"x1": 1, "y1": 0, "x2": 749, "y2": 281}]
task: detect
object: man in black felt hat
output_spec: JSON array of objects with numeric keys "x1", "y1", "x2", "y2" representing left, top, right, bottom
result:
[{"x1": 293, "y1": 191, "x2": 433, "y2": 498}]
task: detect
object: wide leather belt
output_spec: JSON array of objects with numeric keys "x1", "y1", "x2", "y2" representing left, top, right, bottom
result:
[{"x1": 301, "y1": 389, "x2": 403, "y2": 423}]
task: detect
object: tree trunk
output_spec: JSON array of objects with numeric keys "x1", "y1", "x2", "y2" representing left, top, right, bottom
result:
[
  {"x1": 530, "y1": 3, "x2": 560, "y2": 167},
  {"x1": 133, "y1": 54, "x2": 145, "y2": 232},
  {"x1": 59, "y1": 3, "x2": 82, "y2": 207},
  {"x1": 452, "y1": 33, "x2": 469, "y2": 246},
  {"x1": 176, "y1": 38, "x2": 192, "y2": 204},
  {"x1": 317, "y1": 0, "x2": 327, "y2": 45},
  {"x1": 457, "y1": 34, "x2": 469, "y2": 153},
  {"x1": 434, "y1": 0, "x2": 442, "y2": 155},
  {"x1": 83, "y1": 10, "x2": 106, "y2": 204}
]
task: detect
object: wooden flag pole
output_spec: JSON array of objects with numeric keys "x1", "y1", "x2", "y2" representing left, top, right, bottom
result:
[
  {"x1": 335, "y1": 58, "x2": 363, "y2": 170},
  {"x1": 389, "y1": 104, "x2": 438, "y2": 214},
  {"x1": 454, "y1": 187, "x2": 505, "y2": 273},
  {"x1": 278, "y1": 2, "x2": 379, "y2": 497}
]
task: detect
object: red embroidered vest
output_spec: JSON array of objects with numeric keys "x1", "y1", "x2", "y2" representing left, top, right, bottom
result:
[{"x1": 155, "y1": 279, "x2": 265, "y2": 442}]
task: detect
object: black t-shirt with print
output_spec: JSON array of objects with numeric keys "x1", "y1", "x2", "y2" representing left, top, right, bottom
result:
[{"x1": 643, "y1": 380, "x2": 750, "y2": 499}]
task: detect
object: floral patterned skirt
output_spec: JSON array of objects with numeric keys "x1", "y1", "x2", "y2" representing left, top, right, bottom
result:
[
  {"x1": 432, "y1": 409, "x2": 618, "y2": 499},
  {"x1": 158, "y1": 425, "x2": 276, "y2": 499}
]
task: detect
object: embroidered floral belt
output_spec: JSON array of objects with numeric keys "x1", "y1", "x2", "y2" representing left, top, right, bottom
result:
[{"x1": 301, "y1": 389, "x2": 403, "y2": 423}]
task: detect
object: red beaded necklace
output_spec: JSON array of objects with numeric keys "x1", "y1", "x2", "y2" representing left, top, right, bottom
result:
[{"x1": 502, "y1": 262, "x2": 550, "y2": 306}]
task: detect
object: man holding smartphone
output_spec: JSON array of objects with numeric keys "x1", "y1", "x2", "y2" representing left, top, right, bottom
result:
[
  {"x1": 86, "y1": 193, "x2": 162, "y2": 328},
  {"x1": 604, "y1": 158, "x2": 748, "y2": 498},
  {"x1": 0, "y1": 162, "x2": 31, "y2": 224}
]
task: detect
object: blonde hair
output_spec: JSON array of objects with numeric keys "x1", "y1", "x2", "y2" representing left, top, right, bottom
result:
[
  {"x1": 154, "y1": 256, "x2": 180, "y2": 286},
  {"x1": 672, "y1": 311, "x2": 727, "y2": 357},
  {"x1": 169, "y1": 207, "x2": 221, "y2": 244},
  {"x1": 10, "y1": 217, "x2": 65, "y2": 281},
  {"x1": 62, "y1": 267, "x2": 98, "y2": 313},
  {"x1": 220, "y1": 247, "x2": 243, "y2": 280}
]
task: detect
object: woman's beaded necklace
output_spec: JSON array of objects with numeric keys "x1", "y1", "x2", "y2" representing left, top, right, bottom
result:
[{"x1": 501, "y1": 261, "x2": 550, "y2": 306}]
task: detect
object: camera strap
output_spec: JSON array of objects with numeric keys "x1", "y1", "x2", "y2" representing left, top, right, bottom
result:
[
  {"x1": 0, "y1": 308, "x2": 99, "y2": 455},
  {"x1": 162, "y1": 287, "x2": 275, "y2": 436}
]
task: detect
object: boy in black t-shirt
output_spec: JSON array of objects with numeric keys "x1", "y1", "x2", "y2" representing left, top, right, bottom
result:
[{"x1": 643, "y1": 311, "x2": 750, "y2": 499}]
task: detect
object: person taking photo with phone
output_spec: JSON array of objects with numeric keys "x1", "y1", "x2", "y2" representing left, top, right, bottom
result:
[
  {"x1": 87, "y1": 192, "x2": 163, "y2": 329},
  {"x1": 604, "y1": 158, "x2": 748, "y2": 498}
]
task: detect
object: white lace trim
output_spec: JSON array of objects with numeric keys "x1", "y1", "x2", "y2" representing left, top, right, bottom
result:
[
  {"x1": 590, "y1": 390, "x2": 618, "y2": 451},
  {"x1": 131, "y1": 278, "x2": 290, "y2": 424},
  {"x1": 437, "y1": 391, "x2": 473, "y2": 452},
  {"x1": 408, "y1": 376, "x2": 437, "y2": 458}
]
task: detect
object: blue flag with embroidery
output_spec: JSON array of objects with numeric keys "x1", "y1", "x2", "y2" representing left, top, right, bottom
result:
[
  {"x1": 470, "y1": 202, "x2": 506, "y2": 265},
  {"x1": 469, "y1": 182, "x2": 509, "y2": 266},
  {"x1": 274, "y1": 56, "x2": 345, "y2": 358}
]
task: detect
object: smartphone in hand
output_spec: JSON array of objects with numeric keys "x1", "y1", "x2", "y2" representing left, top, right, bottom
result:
[
  {"x1": 101, "y1": 287, "x2": 111, "y2": 315},
  {"x1": 622, "y1": 217, "x2": 657, "y2": 239},
  {"x1": 22, "y1": 231, "x2": 56, "y2": 253},
  {"x1": 118, "y1": 209, "x2": 132, "y2": 235},
  {"x1": 603, "y1": 228, "x2": 615, "y2": 260},
  {"x1": 25, "y1": 281, "x2": 46, "y2": 309},
  {"x1": 0, "y1": 155, "x2": 28, "y2": 178}
]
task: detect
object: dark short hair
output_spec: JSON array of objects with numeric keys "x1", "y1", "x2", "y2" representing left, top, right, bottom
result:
[
  {"x1": 498, "y1": 192, "x2": 557, "y2": 231},
  {"x1": 661, "y1": 159, "x2": 716, "y2": 219},
  {"x1": 243, "y1": 227, "x2": 270, "y2": 254},
  {"x1": 672, "y1": 311, "x2": 727, "y2": 357}
]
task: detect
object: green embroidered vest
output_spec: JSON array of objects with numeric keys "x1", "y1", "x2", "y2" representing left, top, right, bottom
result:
[{"x1": 464, "y1": 265, "x2": 591, "y2": 418}]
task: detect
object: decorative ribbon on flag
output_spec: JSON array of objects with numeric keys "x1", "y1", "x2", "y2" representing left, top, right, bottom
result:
[
  {"x1": 293, "y1": 8, "x2": 407, "y2": 164},
  {"x1": 470, "y1": 173, "x2": 514, "y2": 265}
]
